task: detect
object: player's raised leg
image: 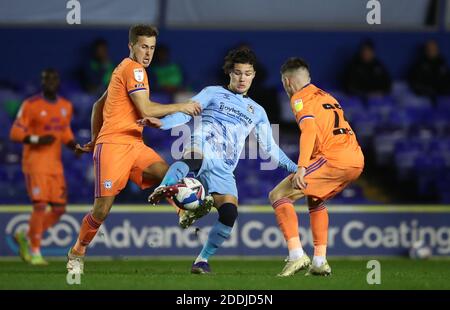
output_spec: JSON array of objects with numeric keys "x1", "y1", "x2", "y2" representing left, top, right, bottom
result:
[
  {"x1": 191, "y1": 194, "x2": 238, "y2": 274},
  {"x1": 148, "y1": 151, "x2": 202, "y2": 204},
  {"x1": 269, "y1": 175, "x2": 310, "y2": 276}
]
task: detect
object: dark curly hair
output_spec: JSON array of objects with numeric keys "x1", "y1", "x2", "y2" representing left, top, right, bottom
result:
[{"x1": 223, "y1": 47, "x2": 257, "y2": 74}]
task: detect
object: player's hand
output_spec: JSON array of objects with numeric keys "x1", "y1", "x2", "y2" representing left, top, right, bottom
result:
[
  {"x1": 180, "y1": 101, "x2": 201, "y2": 116},
  {"x1": 75, "y1": 141, "x2": 94, "y2": 154},
  {"x1": 292, "y1": 167, "x2": 307, "y2": 190},
  {"x1": 38, "y1": 135, "x2": 56, "y2": 145},
  {"x1": 136, "y1": 117, "x2": 162, "y2": 128}
]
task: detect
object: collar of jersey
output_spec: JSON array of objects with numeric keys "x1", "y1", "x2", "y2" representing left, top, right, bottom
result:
[
  {"x1": 294, "y1": 83, "x2": 315, "y2": 98},
  {"x1": 222, "y1": 85, "x2": 249, "y2": 98}
]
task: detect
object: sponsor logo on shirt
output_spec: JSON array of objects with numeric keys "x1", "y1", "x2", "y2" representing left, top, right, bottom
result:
[
  {"x1": 133, "y1": 69, "x2": 144, "y2": 82},
  {"x1": 294, "y1": 99, "x2": 303, "y2": 112}
]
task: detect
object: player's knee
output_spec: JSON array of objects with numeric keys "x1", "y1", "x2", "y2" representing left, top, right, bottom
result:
[
  {"x1": 92, "y1": 201, "x2": 112, "y2": 221},
  {"x1": 307, "y1": 196, "x2": 325, "y2": 212},
  {"x1": 181, "y1": 155, "x2": 203, "y2": 173},
  {"x1": 268, "y1": 188, "x2": 283, "y2": 204},
  {"x1": 217, "y1": 203, "x2": 238, "y2": 227},
  {"x1": 51, "y1": 205, "x2": 66, "y2": 216},
  {"x1": 32, "y1": 202, "x2": 46, "y2": 212}
]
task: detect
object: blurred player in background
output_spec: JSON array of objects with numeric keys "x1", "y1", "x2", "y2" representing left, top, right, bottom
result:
[
  {"x1": 9, "y1": 68, "x2": 84, "y2": 265},
  {"x1": 66, "y1": 24, "x2": 201, "y2": 274},
  {"x1": 269, "y1": 58, "x2": 364, "y2": 276},
  {"x1": 147, "y1": 47, "x2": 298, "y2": 274}
]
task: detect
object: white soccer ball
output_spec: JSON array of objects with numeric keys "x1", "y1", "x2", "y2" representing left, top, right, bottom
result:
[
  {"x1": 409, "y1": 240, "x2": 432, "y2": 260},
  {"x1": 173, "y1": 178, "x2": 205, "y2": 211}
]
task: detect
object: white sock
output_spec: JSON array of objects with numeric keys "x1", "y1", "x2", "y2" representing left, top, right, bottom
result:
[
  {"x1": 289, "y1": 248, "x2": 304, "y2": 260},
  {"x1": 312, "y1": 256, "x2": 326, "y2": 267},
  {"x1": 194, "y1": 256, "x2": 208, "y2": 264}
]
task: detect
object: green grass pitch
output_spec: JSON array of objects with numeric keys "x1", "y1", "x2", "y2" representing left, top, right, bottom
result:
[{"x1": 1, "y1": 258, "x2": 449, "y2": 290}]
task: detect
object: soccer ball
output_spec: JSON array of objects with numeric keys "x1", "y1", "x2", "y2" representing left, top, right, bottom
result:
[
  {"x1": 409, "y1": 240, "x2": 432, "y2": 259},
  {"x1": 173, "y1": 178, "x2": 205, "y2": 211}
]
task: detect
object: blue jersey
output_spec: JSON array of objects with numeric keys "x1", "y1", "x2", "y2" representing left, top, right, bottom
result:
[{"x1": 160, "y1": 86, "x2": 297, "y2": 174}]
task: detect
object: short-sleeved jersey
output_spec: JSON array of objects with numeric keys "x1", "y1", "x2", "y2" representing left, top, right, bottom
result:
[
  {"x1": 9, "y1": 94, "x2": 74, "y2": 174},
  {"x1": 96, "y1": 58, "x2": 150, "y2": 145},
  {"x1": 290, "y1": 84, "x2": 364, "y2": 168}
]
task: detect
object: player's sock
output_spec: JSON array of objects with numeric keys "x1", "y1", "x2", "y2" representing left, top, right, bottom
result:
[
  {"x1": 197, "y1": 203, "x2": 237, "y2": 261},
  {"x1": 288, "y1": 241, "x2": 304, "y2": 260},
  {"x1": 312, "y1": 255, "x2": 326, "y2": 267},
  {"x1": 42, "y1": 206, "x2": 65, "y2": 231},
  {"x1": 309, "y1": 203, "x2": 328, "y2": 266},
  {"x1": 160, "y1": 161, "x2": 190, "y2": 186},
  {"x1": 272, "y1": 198, "x2": 304, "y2": 260},
  {"x1": 72, "y1": 212, "x2": 103, "y2": 255},
  {"x1": 28, "y1": 203, "x2": 46, "y2": 254}
]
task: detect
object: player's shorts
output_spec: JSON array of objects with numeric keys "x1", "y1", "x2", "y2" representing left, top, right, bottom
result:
[
  {"x1": 24, "y1": 173, "x2": 67, "y2": 204},
  {"x1": 184, "y1": 137, "x2": 238, "y2": 198},
  {"x1": 93, "y1": 142, "x2": 165, "y2": 198},
  {"x1": 303, "y1": 157, "x2": 363, "y2": 201},
  {"x1": 197, "y1": 168, "x2": 238, "y2": 199}
]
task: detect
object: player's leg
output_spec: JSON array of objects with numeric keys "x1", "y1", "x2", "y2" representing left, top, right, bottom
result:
[
  {"x1": 148, "y1": 150, "x2": 203, "y2": 204},
  {"x1": 67, "y1": 196, "x2": 115, "y2": 273},
  {"x1": 44, "y1": 174, "x2": 67, "y2": 231},
  {"x1": 304, "y1": 196, "x2": 331, "y2": 276},
  {"x1": 191, "y1": 193, "x2": 238, "y2": 274},
  {"x1": 17, "y1": 174, "x2": 51, "y2": 265},
  {"x1": 67, "y1": 143, "x2": 132, "y2": 273},
  {"x1": 302, "y1": 164, "x2": 362, "y2": 276},
  {"x1": 269, "y1": 175, "x2": 310, "y2": 276}
]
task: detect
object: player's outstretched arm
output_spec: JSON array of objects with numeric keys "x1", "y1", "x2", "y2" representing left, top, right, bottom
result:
[
  {"x1": 130, "y1": 90, "x2": 201, "y2": 118},
  {"x1": 255, "y1": 113, "x2": 297, "y2": 173}
]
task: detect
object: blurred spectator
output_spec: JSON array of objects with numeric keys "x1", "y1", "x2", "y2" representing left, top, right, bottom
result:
[
  {"x1": 81, "y1": 39, "x2": 114, "y2": 95},
  {"x1": 150, "y1": 44, "x2": 185, "y2": 95},
  {"x1": 344, "y1": 40, "x2": 391, "y2": 97},
  {"x1": 408, "y1": 40, "x2": 450, "y2": 98}
]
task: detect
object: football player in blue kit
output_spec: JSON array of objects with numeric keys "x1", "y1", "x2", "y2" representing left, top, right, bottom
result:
[{"x1": 146, "y1": 47, "x2": 297, "y2": 274}]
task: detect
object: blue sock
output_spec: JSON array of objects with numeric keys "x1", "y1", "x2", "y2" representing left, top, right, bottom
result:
[
  {"x1": 198, "y1": 221, "x2": 233, "y2": 261},
  {"x1": 160, "y1": 161, "x2": 190, "y2": 186}
]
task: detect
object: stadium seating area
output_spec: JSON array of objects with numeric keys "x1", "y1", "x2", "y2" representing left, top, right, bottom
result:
[{"x1": 1, "y1": 81, "x2": 449, "y2": 204}]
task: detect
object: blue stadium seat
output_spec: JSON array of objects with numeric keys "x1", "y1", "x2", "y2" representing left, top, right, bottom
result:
[
  {"x1": 397, "y1": 93, "x2": 432, "y2": 109},
  {"x1": 373, "y1": 129, "x2": 407, "y2": 165}
]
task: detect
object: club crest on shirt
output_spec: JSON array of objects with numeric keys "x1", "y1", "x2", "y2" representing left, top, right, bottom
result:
[
  {"x1": 61, "y1": 108, "x2": 67, "y2": 117},
  {"x1": 32, "y1": 187, "x2": 40, "y2": 196},
  {"x1": 133, "y1": 68, "x2": 144, "y2": 82},
  {"x1": 247, "y1": 104, "x2": 254, "y2": 114},
  {"x1": 294, "y1": 99, "x2": 303, "y2": 112},
  {"x1": 104, "y1": 180, "x2": 113, "y2": 189}
]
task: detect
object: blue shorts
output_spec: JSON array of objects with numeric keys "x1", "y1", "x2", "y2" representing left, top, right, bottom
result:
[
  {"x1": 185, "y1": 135, "x2": 238, "y2": 198},
  {"x1": 196, "y1": 167, "x2": 238, "y2": 199}
]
